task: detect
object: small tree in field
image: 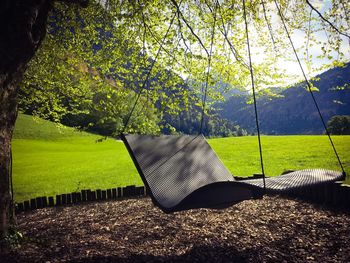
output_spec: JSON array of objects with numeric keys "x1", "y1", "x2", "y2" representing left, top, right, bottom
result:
[{"x1": 327, "y1": 115, "x2": 350, "y2": 135}]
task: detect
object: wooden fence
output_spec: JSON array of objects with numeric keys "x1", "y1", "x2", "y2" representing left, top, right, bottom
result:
[
  {"x1": 15, "y1": 185, "x2": 146, "y2": 213},
  {"x1": 15, "y1": 181, "x2": 350, "y2": 213},
  {"x1": 288, "y1": 181, "x2": 350, "y2": 209}
]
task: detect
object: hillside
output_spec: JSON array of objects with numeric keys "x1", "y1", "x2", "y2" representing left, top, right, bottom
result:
[
  {"x1": 13, "y1": 113, "x2": 96, "y2": 140},
  {"x1": 217, "y1": 63, "x2": 350, "y2": 134},
  {"x1": 12, "y1": 113, "x2": 141, "y2": 202}
]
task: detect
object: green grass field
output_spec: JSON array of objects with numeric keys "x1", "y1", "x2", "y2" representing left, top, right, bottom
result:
[
  {"x1": 13, "y1": 114, "x2": 350, "y2": 202},
  {"x1": 13, "y1": 114, "x2": 140, "y2": 202}
]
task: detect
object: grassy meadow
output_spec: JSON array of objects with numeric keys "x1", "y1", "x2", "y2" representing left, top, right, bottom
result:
[
  {"x1": 13, "y1": 114, "x2": 350, "y2": 202},
  {"x1": 13, "y1": 114, "x2": 140, "y2": 202}
]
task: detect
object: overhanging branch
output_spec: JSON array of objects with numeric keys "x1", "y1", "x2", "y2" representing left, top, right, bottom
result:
[
  {"x1": 170, "y1": 0, "x2": 209, "y2": 56},
  {"x1": 55, "y1": 0, "x2": 89, "y2": 8},
  {"x1": 305, "y1": 0, "x2": 350, "y2": 39}
]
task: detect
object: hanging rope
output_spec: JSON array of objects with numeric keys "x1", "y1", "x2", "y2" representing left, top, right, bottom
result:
[
  {"x1": 273, "y1": 0, "x2": 346, "y2": 176},
  {"x1": 10, "y1": 147, "x2": 13, "y2": 199},
  {"x1": 121, "y1": 3, "x2": 181, "y2": 133},
  {"x1": 243, "y1": 0, "x2": 266, "y2": 190},
  {"x1": 199, "y1": 1, "x2": 218, "y2": 134},
  {"x1": 9, "y1": 146, "x2": 15, "y2": 222},
  {"x1": 261, "y1": 0, "x2": 277, "y2": 51}
]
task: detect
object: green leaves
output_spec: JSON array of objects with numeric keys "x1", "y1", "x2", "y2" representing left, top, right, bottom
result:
[{"x1": 19, "y1": 0, "x2": 349, "y2": 136}]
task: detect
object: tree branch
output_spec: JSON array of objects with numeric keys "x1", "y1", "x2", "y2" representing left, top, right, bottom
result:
[
  {"x1": 170, "y1": 0, "x2": 209, "y2": 56},
  {"x1": 261, "y1": 0, "x2": 277, "y2": 50},
  {"x1": 137, "y1": 2, "x2": 186, "y2": 72},
  {"x1": 55, "y1": 0, "x2": 89, "y2": 8},
  {"x1": 176, "y1": 12, "x2": 191, "y2": 54},
  {"x1": 305, "y1": 0, "x2": 350, "y2": 39},
  {"x1": 216, "y1": 1, "x2": 249, "y2": 69}
]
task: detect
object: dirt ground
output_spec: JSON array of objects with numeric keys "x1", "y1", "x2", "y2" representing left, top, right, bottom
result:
[{"x1": 2, "y1": 195, "x2": 350, "y2": 262}]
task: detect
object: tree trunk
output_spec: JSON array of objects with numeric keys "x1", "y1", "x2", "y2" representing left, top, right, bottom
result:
[{"x1": 0, "y1": 0, "x2": 52, "y2": 238}]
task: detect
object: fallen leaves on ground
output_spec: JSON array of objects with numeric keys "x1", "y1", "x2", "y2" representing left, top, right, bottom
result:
[{"x1": 2, "y1": 195, "x2": 350, "y2": 262}]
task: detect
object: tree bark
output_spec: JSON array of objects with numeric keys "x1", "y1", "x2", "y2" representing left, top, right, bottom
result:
[
  {"x1": 0, "y1": 0, "x2": 88, "y2": 239},
  {"x1": 0, "y1": 0, "x2": 52, "y2": 238}
]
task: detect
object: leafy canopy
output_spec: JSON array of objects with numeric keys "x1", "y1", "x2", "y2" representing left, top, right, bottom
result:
[{"x1": 20, "y1": 0, "x2": 350, "y2": 134}]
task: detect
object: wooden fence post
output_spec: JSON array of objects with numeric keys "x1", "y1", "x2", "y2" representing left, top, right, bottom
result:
[
  {"x1": 122, "y1": 186, "x2": 128, "y2": 197},
  {"x1": 91, "y1": 190, "x2": 97, "y2": 201},
  {"x1": 107, "y1": 189, "x2": 112, "y2": 199},
  {"x1": 62, "y1": 194, "x2": 67, "y2": 205},
  {"x1": 136, "y1": 186, "x2": 145, "y2": 196},
  {"x1": 48, "y1": 196, "x2": 54, "y2": 206},
  {"x1": 56, "y1": 195, "x2": 62, "y2": 206},
  {"x1": 81, "y1": 190, "x2": 87, "y2": 202},
  {"x1": 123, "y1": 185, "x2": 136, "y2": 197},
  {"x1": 112, "y1": 188, "x2": 117, "y2": 199},
  {"x1": 102, "y1": 190, "x2": 107, "y2": 200},
  {"x1": 86, "y1": 190, "x2": 92, "y2": 201},
  {"x1": 67, "y1": 193, "x2": 72, "y2": 204},
  {"x1": 24, "y1": 200, "x2": 30, "y2": 211},
  {"x1": 76, "y1": 192, "x2": 82, "y2": 203},
  {"x1": 16, "y1": 203, "x2": 24, "y2": 213},
  {"x1": 42, "y1": 196, "x2": 48, "y2": 208},
  {"x1": 340, "y1": 184, "x2": 350, "y2": 209},
  {"x1": 30, "y1": 198, "x2": 36, "y2": 210},
  {"x1": 36, "y1": 197, "x2": 43, "y2": 209},
  {"x1": 96, "y1": 189, "x2": 102, "y2": 200}
]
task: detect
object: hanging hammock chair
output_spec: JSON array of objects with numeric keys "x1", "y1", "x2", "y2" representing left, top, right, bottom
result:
[
  {"x1": 122, "y1": 134, "x2": 263, "y2": 213},
  {"x1": 119, "y1": 0, "x2": 346, "y2": 213}
]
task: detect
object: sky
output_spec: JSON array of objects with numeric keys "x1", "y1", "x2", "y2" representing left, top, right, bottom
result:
[
  {"x1": 275, "y1": 0, "x2": 350, "y2": 80},
  {"x1": 245, "y1": 0, "x2": 349, "y2": 88},
  {"x1": 160, "y1": 0, "x2": 349, "y2": 87}
]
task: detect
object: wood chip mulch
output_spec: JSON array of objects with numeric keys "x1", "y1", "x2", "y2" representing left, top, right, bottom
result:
[{"x1": 2, "y1": 195, "x2": 350, "y2": 262}]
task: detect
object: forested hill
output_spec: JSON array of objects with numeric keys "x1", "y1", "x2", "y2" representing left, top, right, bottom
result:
[{"x1": 217, "y1": 63, "x2": 350, "y2": 135}]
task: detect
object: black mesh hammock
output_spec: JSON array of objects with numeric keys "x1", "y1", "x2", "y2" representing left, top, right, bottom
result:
[{"x1": 120, "y1": 0, "x2": 345, "y2": 213}]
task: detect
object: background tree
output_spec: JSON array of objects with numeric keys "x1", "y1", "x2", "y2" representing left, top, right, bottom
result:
[
  {"x1": 19, "y1": 32, "x2": 162, "y2": 136},
  {"x1": 1, "y1": 0, "x2": 349, "y2": 239},
  {"x1": 0, "y1": 0, "x2": 88, "y2": 240},
  {"x1": 327, "y1": 115, "x2": 350, "y2": 135}
]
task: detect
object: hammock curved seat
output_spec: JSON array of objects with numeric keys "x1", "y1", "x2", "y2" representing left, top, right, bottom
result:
[
  {"x1": 122, "y1": 134, "x2": 263, "y2": 213},
  {"x1": 241, "y1": 169, "x2": 345, "y2": 194},
  {"x1": 122, "y1": 134, "x2": 345, "y2": 213}
]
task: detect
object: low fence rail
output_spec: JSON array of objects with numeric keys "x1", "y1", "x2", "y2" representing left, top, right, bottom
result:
[
  {"x1": 15, "y1": 180, "x2": 350, "y2": 213},
  {"x1": 15, "y1": 185, "x2": 146, "y2": 213}
]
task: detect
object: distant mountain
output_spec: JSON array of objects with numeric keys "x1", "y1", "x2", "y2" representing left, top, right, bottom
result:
[{"x1": 217, "y1": 63, "x2": 350, "y2": 134}]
